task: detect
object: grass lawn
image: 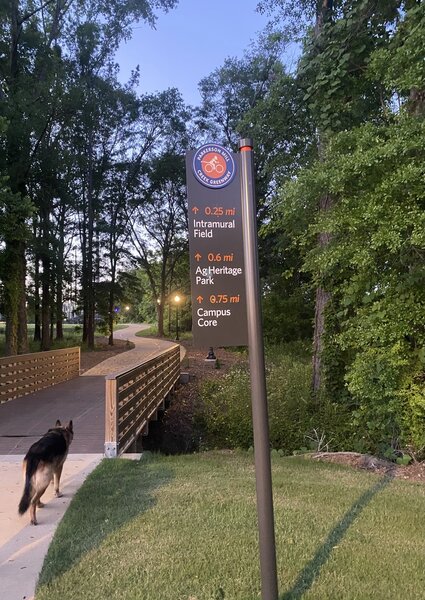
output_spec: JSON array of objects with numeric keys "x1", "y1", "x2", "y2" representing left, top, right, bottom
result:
[
  {"x1": 135, "y1": 324, "x2": 159, "y2": 337},
  {"x1": 135, "y1": 324, "x2": 192, "y2": 341},
  {"x1": 0, "y1": 323, "x2": 129, "y2": 355},
  {"x1": 36, "y1": 452, "x2": 425, "y2": 600}
]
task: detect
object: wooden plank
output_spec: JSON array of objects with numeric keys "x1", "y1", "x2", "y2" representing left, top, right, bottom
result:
[
  {"x1": 0, "y1": 347, "x2": 79, "y2": 366},
  {"x1": 105, "y1": 379, "x2": 118, "y2": 444},
  {"x1": 105, "y1": 345, "x2": 180, "y2": 456},
  {"x1": 117, "y1": 373, "x2": 158, "y2": 404},
  {"x1": 0, "y1": 347, "x2": 80, "y2": 403}
]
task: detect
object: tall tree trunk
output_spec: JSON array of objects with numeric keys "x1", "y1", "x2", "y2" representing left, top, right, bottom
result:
[
  {"x1": 41, "y1": 253, "x2": 51, "y2": 351},
  {"x1": 33, "y1": 255, "x2": 41, "y2": 342},
  {"x1": 55, "y1": 208, "x2": 66, "y2": 341},
  {"x1": 4, "y1": 1, "x2": 28, "y2": 355},
  {"x1": 86, "y1": 134, "x2": 95, "y2": 350},
  {"x1": 17, "y1": 245, "x2": 28, "y2": 354},
  {"x1": 312, "y1": 282, "x2": 331, "y2": 392},
  {"x1": 108, "y1": 286, "x2": 115, "y2": 346},
  {"x1": 81, "y1": 209, "x2": 88, "y2": 343},
  {"x1": 311, "y1": 0, "x2": 334, "y2": 395},
  {"x1": 56, "y1": 272, "x2": 64, "y2": 341},
  {"x1": 4, "y1": 241, "x2": 20, "y2": 356},
  {"x1": 108, "y1": 254, "x2": 117, "y2": 346},
  {"x1": 157, "y1": 298, "x2": 165, "y2": 337}
]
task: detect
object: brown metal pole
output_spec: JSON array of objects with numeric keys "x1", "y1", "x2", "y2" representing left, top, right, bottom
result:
[{"x1": 239, "y1": 138, "x2": 279, "y2": 600}]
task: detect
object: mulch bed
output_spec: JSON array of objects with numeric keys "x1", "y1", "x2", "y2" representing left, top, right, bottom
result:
[
  {"x1": 309, "y1": 451, "x2": 425, "y2": 484},
  {"x1": 80, "y1": 337, "x2": 135, "y2": 373}
]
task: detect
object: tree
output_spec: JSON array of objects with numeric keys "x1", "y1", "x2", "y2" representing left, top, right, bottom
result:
[
  {"x1": 280, "y1": 2, "x2": 425, "y2": 453},
  {"x1": 0, "y1": 0, "x2": 62, "y2": 354},
  {"x1": 263, "y1": 0, "x2": 403, "y2": 393},
  {"x1": 130, "y1": 151, "x2": 188, "y2": 336},
  {"x1": 0, "y1": 0, "x2": 179, "y2": 354}
]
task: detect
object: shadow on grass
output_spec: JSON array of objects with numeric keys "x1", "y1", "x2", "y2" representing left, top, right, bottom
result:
[
  {"x1": 37, "y1": 456, "x2": 173, "y2": 589},
  {"x1": 281, "y1": 474, "x2": 394, "y2": 600}
]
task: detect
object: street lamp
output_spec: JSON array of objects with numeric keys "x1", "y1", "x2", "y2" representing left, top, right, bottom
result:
[
  {"x1": 124, "y1": 305, "x2": 130, "y2": 322},
  {"x1": 174, "y1": 294, "x2": 181, "y2": 340}
]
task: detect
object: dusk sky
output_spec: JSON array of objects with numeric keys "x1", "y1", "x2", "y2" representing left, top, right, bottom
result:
[{"x1": 115, "y1": 0, "x2": 270, "y2": 106}]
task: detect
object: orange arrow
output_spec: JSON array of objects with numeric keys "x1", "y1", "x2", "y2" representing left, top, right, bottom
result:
[
  {"x1": 192, "y1": 206, "x2": 199, "y2": 214},
  {"x1": 196, "y1": 295, "x2": 203, "y2": 304},
  {"x1": 195, "y1": 252, "x2": 202, "y2": 261}
]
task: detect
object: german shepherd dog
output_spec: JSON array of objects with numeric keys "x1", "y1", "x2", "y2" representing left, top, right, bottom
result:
[{"x1": 18, "y1": 420, "x2": 73, "y2": 525}]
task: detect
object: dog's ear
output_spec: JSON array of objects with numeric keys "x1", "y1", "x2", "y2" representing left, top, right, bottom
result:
[
  {"x1": 67, "y1": 420, "x2": 73, "y2": 434},
  {"x1": 56, "y1": 419, "x2": 62, "y2": 427}
]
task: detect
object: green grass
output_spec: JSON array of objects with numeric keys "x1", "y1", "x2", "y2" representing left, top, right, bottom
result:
[
  {"x1": 135, "y1": 324, "x2": 158, "y2": 337},
  {"x1": 135, "y1": 324, "x2": 192, "y2": 341},
  {"x1": 36, "y1": 452, "x2": 425, "y2": 600},
  {"x1": 0, "y1": 323, "x2": 129, "y2": 355},
  {"x1": 0, "y1": 324, "x2": 83, "y2": 355}
]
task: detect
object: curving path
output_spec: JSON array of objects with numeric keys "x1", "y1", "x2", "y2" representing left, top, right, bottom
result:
[{"x1": 82, "y1": 323, "x2": 183, "y2": 376}]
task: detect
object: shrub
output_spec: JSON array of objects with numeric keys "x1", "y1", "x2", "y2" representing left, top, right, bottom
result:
[
  {"x1": 198, "y1": 368, "x2": 252, "y2": 449},
  {"x1": 400, "y1": 380, "x2": 425, "y2": 457},
  {"x1": 197, "y1": 343, "x2": 348, "y2": 454}
]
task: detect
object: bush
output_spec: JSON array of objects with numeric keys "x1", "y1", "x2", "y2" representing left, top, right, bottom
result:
[
  {"x1": 198, "y1": 368, "x2": 252, "y2": 449},
  {"x1": 401, "y1": 380, "x2": 425, "y2": 457},
  {"x1": 197, "y1": 343, "x2": 349, "y2": 454}
]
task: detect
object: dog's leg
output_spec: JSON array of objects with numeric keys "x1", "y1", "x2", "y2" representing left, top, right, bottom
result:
[
  {"x1": 30, "y1": 466, "x2": 52, "y2": 525},
  {"x1": 30, "y1": 485, "x2": 49, "y2": 525},
  {"x1": 53, "y1": 464, "x2": 64, "y2": 497},
  {"x1": 29, "y1": 501, "x2": 38, "y2": 526}
]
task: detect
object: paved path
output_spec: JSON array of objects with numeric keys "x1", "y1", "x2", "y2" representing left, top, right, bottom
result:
[
  {"x1": 0, "y1": 324, "x2": 180, "y2": 455},
  {"x1": 82, "y1": 323, "x2": 180, "y2": 376},
  {"x1": 0, "y1": 325, "x2": 181, "y2": 600}
]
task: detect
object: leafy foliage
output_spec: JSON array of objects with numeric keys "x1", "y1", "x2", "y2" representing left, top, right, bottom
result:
[
  {"x1": 198, "y1": 344, "x2": 349, "y2": 453},
  {"x1": 279, "y1": 32, "x2": 425, "y2": 453}
]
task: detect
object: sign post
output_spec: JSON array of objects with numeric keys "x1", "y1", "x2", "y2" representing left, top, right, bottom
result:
[
  {"x1": 186, "y1": 140, "x2": 278, "y2": 599},
  {"x1": 239, "y1": 138, "x2": 278, "y2": 600}
]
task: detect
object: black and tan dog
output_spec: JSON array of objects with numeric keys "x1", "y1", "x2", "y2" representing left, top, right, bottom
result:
[{"x1": 18, "y1": 420, "x2": 73, "y2": 525}]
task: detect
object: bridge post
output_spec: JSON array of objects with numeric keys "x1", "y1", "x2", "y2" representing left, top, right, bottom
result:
[{"x1": 105, "y1": 377, "x2": 118, "y2": 458}]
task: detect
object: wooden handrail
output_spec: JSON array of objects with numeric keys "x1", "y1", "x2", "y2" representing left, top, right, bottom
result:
[
  {"x1": 0, "y1": 347, "x2": 80, "y2": 403},
  {"x1": 104, "y1": 345, "x2": 180, "y2": 457}
]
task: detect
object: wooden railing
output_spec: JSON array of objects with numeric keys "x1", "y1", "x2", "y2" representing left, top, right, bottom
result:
[
  {"x1": 104, "y1": 344, "x2": 180, "y2": 457},
  {"x1": 0, "y1": 347, "x2": 80, "y2": 404}
]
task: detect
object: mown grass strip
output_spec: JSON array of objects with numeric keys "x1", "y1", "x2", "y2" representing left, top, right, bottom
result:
[
  {"x1": 0, "y1": 324, "x2": 130, "y2": 355},
  {"x1": 36, "y1": 452, "x2": 425, "y2": 600}
]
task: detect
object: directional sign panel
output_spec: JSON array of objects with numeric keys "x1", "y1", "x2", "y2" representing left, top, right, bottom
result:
[{"x1": 186, "y1": 145, "x2": 248, "y2": 347}]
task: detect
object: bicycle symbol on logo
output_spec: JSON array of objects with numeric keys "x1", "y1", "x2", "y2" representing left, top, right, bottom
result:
[
  {"x1": 201, "y1": 155, "x2": 225, "y2": 175},
  {"x1": 193, "y1": 143, "x2": 235, "y2": 188}
]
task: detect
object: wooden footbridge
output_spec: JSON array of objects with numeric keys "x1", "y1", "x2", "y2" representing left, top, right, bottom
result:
[{"x1": 0, "y1": 334, "x2": 181, "y2": 457}]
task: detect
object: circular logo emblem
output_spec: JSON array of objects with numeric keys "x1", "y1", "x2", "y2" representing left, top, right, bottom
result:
[{"x1": 192, "y1": 144, "x2": 236, "y2": 189}]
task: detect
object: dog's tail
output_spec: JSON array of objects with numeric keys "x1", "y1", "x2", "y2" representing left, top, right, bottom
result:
[{"x1": 18, "y1": 455, "x2": 38, "y2": 515}]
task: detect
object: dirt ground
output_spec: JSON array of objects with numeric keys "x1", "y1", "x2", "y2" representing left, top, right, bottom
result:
[
  {"x1": 309, "y1": 451, "x2": 425, "y2": 484},
  {"x1": 80, "y1": 337, "x2": 135, "y2": 373},
  {"x1": 81, "y1": 337, "x2": 424, "y2": 483}
]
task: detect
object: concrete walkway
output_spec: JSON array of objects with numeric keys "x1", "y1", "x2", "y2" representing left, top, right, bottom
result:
[
  {"x1": 0, "y1": 324, "x2": 181, "y2": 600},
  {"x1": 0, "y1": 454, "x2": 102, "y2": 600}
]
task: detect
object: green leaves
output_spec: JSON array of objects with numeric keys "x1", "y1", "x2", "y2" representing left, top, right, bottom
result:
[{"x1": 368, "y1": 4, "x2": 425, "y2": 107}]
